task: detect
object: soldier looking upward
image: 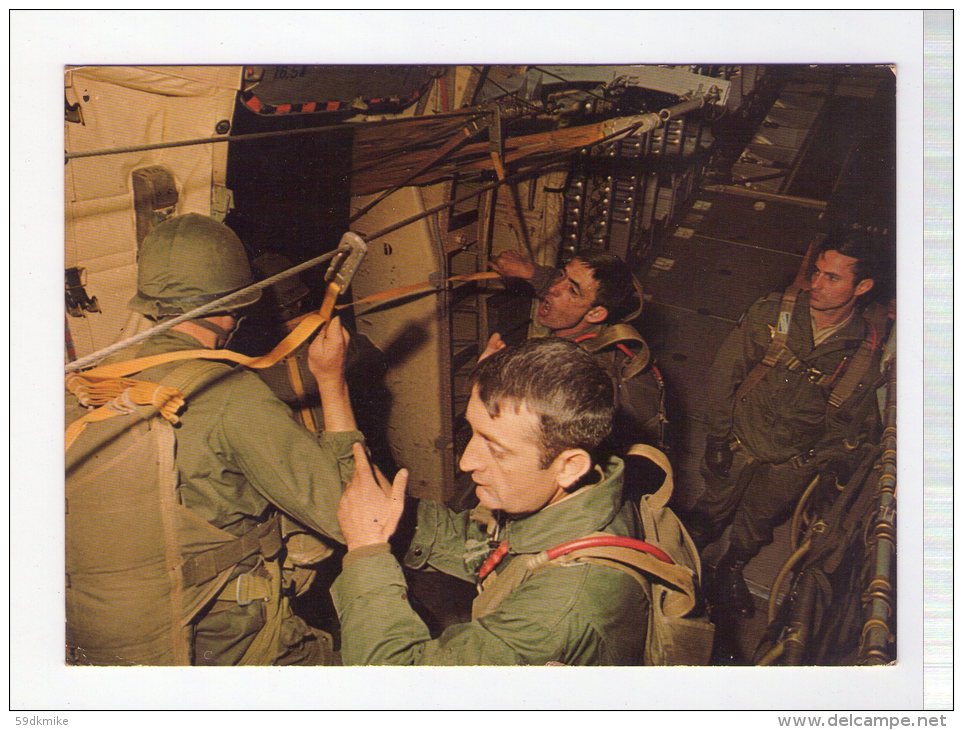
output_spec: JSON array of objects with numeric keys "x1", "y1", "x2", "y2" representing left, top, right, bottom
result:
[{"x1": 489, "y1": 249, "x2": 667, "y2": 453}]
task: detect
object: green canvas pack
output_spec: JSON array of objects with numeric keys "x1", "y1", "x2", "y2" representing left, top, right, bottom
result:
[{"x1": 65, "y1": 359, "x2": 284, "y2": 665}]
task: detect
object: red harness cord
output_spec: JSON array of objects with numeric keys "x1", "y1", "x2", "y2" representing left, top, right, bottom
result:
[
  {"x1": 572, "y1": 332, "x2": 638, "y2": 362},
  {"x1": 545, "y1": 535, "x2": 673, "y2": 564},
  {"x1": 478, "y1": 535, "x2": 674, "y2": 582},
  {"x1": 477, "y1": 540, "x2": 510, "y2": 581}
]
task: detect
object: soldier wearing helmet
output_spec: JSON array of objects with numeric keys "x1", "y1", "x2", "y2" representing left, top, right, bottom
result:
[{"x1": 116, "y1": 213, "x2": 361, "y2": 664}]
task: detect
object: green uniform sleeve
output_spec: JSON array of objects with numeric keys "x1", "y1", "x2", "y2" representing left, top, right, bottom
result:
[
  {"x1": 332, "y1": 551, "x2": 645, "y2": 665},
  {"x1": 402, "y1": 499, "x2": 490, "y2": 581},
  {"x1": 217, "y1": 371, "x2": 362, "y2": 542},
  {"x1": 705, "y1": 298, "x2": 771, "y2": 439}
]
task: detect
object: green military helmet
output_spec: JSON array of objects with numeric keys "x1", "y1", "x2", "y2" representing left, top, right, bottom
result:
[{"x1": 128, "y1": 213, "x2": 261, "y2": 318}]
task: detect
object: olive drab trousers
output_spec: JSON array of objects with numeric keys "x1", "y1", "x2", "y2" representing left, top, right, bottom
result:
[{"x1": 688, "y1": 450, "x2": 817, "y2": 562}]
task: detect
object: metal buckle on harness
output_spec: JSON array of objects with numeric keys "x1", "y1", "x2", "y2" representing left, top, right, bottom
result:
[
  {"x1": 805, "y1": 367, "x2": 826, "y2": 384},
  {"x1": 235, "y1": 557, "x2": 269, "y2": 607},
  {"x1": 790, "y1": 449, "x2": 817, "y2": 469}
]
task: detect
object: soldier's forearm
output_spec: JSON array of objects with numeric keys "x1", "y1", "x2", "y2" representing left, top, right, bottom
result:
[{"x1": 317, "y1": 380, "x2": 358, "y2": 432}]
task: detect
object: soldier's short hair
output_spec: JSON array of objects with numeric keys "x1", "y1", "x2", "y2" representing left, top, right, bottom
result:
[
  {"x1": 470, "y1": 337, "x2": 615, "y2": 467},
  {"x1": 574, "y1": 251, "x2": 640, "y2": 322},
  {"x1": 818, "y1": 228, "x2": 880, "y2": 286}
]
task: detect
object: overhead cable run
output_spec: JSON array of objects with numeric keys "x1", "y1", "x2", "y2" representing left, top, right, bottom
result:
[
  {"x1": 66, "y1": 94, "x2": 710, "y2": 370},
  {"x1": 63, "y1": 107, "x2": 485, "y2": 162}
]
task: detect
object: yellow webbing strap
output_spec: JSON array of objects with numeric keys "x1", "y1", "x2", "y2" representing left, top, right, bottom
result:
[
  {"x1": 577, "y1": 323, "x2": 652, "y2": 381},
  {"x1": 284, "y1": 356, "x2": 318, "y2": 433},
  {"x1": 576, "y1": 323, "x2": 647, "y2": 355},
  {"x1": 337, "y1": 270, "x2": 499, "y2": 314},
  {"x1": 622, "y1": 274, "x2": 645, "y2": 323},
  {"x1": 65, "y1": 271, "x2": 500, "y2": 451},
  {"x1": 73, "y1": 271, "x2": 500, "y2": 382},
  {"x1": 63, "y1": 284, "x2": 341, "y2": 452},
  {"x1": 625, "y1": 443, "x2": 673, "y2": 510},
  {"x1": 74, "y1": 282, "x2": 343, "y2": 381}
]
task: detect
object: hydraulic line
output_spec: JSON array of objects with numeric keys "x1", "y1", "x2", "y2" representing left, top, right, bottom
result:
[
  {"x1": 781, "y1": 570, "x2": 818, "y2": 665},
  {"x1": 789, "y1": 474, "x2": 821, "y2": 552},
  {"x1": 755, "y1": 639, "x2": 786, "y2": 666},
  {"x1": 767, "y1": 537, "x2": 812, "y2": 625}
]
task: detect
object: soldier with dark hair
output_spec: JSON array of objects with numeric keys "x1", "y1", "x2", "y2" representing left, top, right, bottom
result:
[
  {"x1": 329, "y1": 338, "x2": 655, "y2": 665},
  {"x1": 686, "y1": 228, "x2": 885, "y2": 618},
  {"x1": 490, "y1": 249, "x2": 667, "y2": 452}
]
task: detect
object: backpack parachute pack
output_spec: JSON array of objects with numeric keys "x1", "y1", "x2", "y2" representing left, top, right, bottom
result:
[{"x1": 65, "y1": 359, "x2": 292, "y2": 665}]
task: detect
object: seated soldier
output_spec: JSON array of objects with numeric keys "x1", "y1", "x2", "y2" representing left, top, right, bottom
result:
[
  {"x1": 490, "y1": 249, "x2": 667, "y2": 452},
  {"x1": 330, "y1": 338, "x2": 652, "y2": 665}
]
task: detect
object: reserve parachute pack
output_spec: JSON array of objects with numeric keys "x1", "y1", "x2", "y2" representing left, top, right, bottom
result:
[
  {"x1": 65, "y1": 358, "x2": 317, "y2": 666},
  {"x1": 472, "y1": 444, "x2": 714, "y2": 665}
]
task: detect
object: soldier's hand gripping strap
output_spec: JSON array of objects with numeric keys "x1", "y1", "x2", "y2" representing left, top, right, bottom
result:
[{"x1": 65, "y1": 234, "x2": 366, "y2": 450}]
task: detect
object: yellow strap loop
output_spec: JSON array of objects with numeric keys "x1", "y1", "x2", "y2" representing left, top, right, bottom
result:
[{"x1": 65, "y1": 272, "x2": 500, "y2": 451}]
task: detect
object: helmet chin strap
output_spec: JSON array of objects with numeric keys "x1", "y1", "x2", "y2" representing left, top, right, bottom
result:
[{"x1": 191, "y1": 315, "x2": 244, "y2": 348}]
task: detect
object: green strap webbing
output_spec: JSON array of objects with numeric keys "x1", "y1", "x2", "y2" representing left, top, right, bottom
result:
[
  {"x1": 827, "y1": 321, "x2": 878, "y2": 408},
  {"x1": 734, "y1": 286, "x2": 799, "y2": 404},
  {"x1": 179, "y1": 514, "x2": 283, "y2": 588}
]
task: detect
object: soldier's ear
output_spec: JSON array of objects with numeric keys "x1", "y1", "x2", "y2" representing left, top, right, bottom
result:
[
  {"x1": 854, "y1": 278, "x2": 874, "y2": 297},
  {"x1": 586, "y1": 305, "x2": 608, "y2": 324},
  {"x1": 553, "y1": 449, "x2": 592, "y2": 490}
]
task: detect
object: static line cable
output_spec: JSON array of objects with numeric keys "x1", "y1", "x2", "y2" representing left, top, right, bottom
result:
[
  {"x1": 66, "y1": 94, "x2": 708, "y2": 369},
  {"x1": 65, "y1": 247, "x2": 342, "y2": 373},
  {"x1": 64, "y1": 108, "x2": 485, "y2": 161},
  {"x1": 65, "y1": 148, "x2": 570, "y2": 373}
]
